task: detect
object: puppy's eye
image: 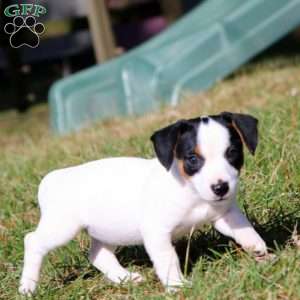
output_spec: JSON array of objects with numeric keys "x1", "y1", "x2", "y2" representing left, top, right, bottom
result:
[
  {"x1": 183, "y1": 153, "x2": 204, "y2": 176},
  {"x1": 186, "y1": 154, "x2": 198, "y2": 164}
]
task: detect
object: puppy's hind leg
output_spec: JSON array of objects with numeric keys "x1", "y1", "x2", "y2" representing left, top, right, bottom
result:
[
  {"x1": 19, "y1": 214, "x2": 81, "y2": 295},
  {"x1": 89, "y1": 238, "x2": 143, "y2": 284}
]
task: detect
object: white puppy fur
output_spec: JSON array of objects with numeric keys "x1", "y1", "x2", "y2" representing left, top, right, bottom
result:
[{"x1": 19, "y1": 114, "x2": 267, "y2": 295}]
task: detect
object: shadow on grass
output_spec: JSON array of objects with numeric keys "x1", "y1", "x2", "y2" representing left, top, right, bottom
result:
[
  {"x1": 56, "y1": 209, "x2": 299, "y2": 287},
  {"x1": 117, "y1": 209, "x2": 299, "y2": 275}
]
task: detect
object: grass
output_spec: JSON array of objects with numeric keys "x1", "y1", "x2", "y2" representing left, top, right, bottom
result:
[{"x1": 0, "y1": 54, "x2": 300, "y2": 299}]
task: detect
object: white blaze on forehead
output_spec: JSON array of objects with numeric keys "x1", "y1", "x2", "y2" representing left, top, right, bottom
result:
[{"x1": 197, "y1": 118, "x2": 230, "y2": 159}]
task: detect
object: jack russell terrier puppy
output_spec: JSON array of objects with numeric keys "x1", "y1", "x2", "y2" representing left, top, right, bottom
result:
[{"x1": 19, "y1": 112, "x2": 267, "y2": 295}]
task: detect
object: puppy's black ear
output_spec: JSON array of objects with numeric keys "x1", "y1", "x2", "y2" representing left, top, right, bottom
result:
[
  {"x1": 150, "y1": 120, "x2": 190, "y2": 170},
  {"x1": 221, "y1": 112, "x2": 258, "y2": 155}
]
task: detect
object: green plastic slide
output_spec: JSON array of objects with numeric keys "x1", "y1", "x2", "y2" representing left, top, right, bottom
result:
[{"x1": 49, "y1": 0, "x2": 300, "y2": 134}]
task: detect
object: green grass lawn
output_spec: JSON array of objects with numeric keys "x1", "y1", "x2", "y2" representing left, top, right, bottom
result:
[{"x1": 0, "y1": 55, "x2": 300, "y2": 300}]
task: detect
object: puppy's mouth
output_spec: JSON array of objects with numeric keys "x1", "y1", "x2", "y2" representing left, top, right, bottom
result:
[
  {"x1": 202, "y1": 196, "x2": 230, "y2": 203},
  {"x1": 215, "y1": 196, "x2": 229, "y2": 202}
]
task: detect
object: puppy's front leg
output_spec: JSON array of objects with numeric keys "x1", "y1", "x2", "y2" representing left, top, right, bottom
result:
[
  {"x1": 214, "y1": 202, "x2": 267, "y2": 256},
  {"x1": 143, "y1": 233, "x2": 184, "y2": 291}
]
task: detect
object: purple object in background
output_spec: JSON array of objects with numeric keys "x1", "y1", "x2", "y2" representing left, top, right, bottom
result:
[{"x1": 114, "y1": 16, "x2": 167, "y2": 49}]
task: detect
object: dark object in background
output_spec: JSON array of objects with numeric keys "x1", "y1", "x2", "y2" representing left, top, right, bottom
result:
[
  {"x1": 0, "y1": 0, "x2": 31, "y2": 112},
  {"x1": 0, "y1": 0, "x2": 94, "y2": 113},
  {"x1": 114, "y1": 17, "x2": 166, "y2": 50},
  {"x1": 0, "y1": 0, "x2": 198, "y2": 113},
  {"x1": 111, "y1": 0, "x2": 167, "y2": 49},
  {"x1": 2, "y1": 0, "x2": 298, "y2": 114},
  {"x1": 0, "y1": 0, "x2": 168, "y2": 113},
  {"x1": 182, "y1": 0, "x2": 201, "y2": 12}
]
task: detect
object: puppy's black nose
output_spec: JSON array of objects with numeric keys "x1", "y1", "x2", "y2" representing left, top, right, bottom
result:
[{"x1": 211, "y1": 181, "x2": 229, "y2": 197}]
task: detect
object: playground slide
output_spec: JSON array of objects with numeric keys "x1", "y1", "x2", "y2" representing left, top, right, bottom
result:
[{"x1": 49, "y1": 0, "x2": 300, "y2": 134}]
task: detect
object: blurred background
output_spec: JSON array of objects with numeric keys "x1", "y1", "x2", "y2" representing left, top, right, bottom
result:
[
  {"x1": 0, "y1": 0, "x2": 299, "y2": 123},
  {"x1": 0, "y1": 0, "x2": 202, "y2": 112}
]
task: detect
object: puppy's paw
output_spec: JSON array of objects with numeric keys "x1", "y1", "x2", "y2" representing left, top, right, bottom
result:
[
  {"x1": 238, "y1": 235, "x2": 267, "y2": 256},
  {"x1": 165, "y1": 278, "x2": 190, "y2": 293},
  {"x1": 166, "y1": 285, "x2": 181, "y2": 294},
  {"x1": 128, "y1": 272, "x2": 144, "y2": 283},
  {"x1": 254, "y1": 253, "x2": 276, "y2": 263},
  {"x1": 19, "y1": 278, "x2": 36, "y2": 296},
  {"x1": 248, "y1": 240, "x2": 268, "y2": 257}
]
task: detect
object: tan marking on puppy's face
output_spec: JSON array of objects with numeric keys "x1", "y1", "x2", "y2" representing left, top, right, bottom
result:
[
  {"x1": 194, "y1": 145, "x2": 201, "y2": 157},
  {"x1": 175, "y1": 138, "x2": 202, "y2": 182},
  {"x1": 231, "y1": 121, "x2": 246, "y2": 148},
  {"x1": 176, "y1": 158, "x2": 190, "y2": 181}
]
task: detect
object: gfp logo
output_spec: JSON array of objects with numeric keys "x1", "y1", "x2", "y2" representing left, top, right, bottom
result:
[{"x1": 3, "y1": 4, "x2": 47, "y2": 48}]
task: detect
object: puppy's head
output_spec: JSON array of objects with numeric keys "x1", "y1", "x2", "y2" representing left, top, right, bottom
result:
[{"x1": 151, "y1": 112, "x2": 258, "y2": 202}]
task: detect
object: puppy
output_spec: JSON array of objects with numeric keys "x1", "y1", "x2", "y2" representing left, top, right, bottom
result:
[{"x1": 19, "y1": 112, "x2": 267, "y2": 295}]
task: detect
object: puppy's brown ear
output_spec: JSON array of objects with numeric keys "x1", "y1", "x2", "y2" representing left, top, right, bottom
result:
[
  {"x1": 221, "y1": 112, "x2": 259, "y2": 155},
  {"x1": 150, "y1": 120, "x2": 191, "y2": 170}
]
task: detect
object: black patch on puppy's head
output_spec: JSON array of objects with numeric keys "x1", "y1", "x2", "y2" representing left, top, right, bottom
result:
[
  {"x1": 174, "y1": 119, "x2": 204, "y2": 176},
  {"x1": 151, "y1": 112, "x2": 258, "y2": 173},
  {"x1": 211, "y1": 112, "x2": 259, "y2": 171},
  {"x1": 221, "y1": 112, "x2": 258, "y2": 155},
  {"x1": 150, "y1": 119, "x2": 194, "y2": 170},
  {"x1": 150, "y1": 118, "x2": 204, "y2": 175}
]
